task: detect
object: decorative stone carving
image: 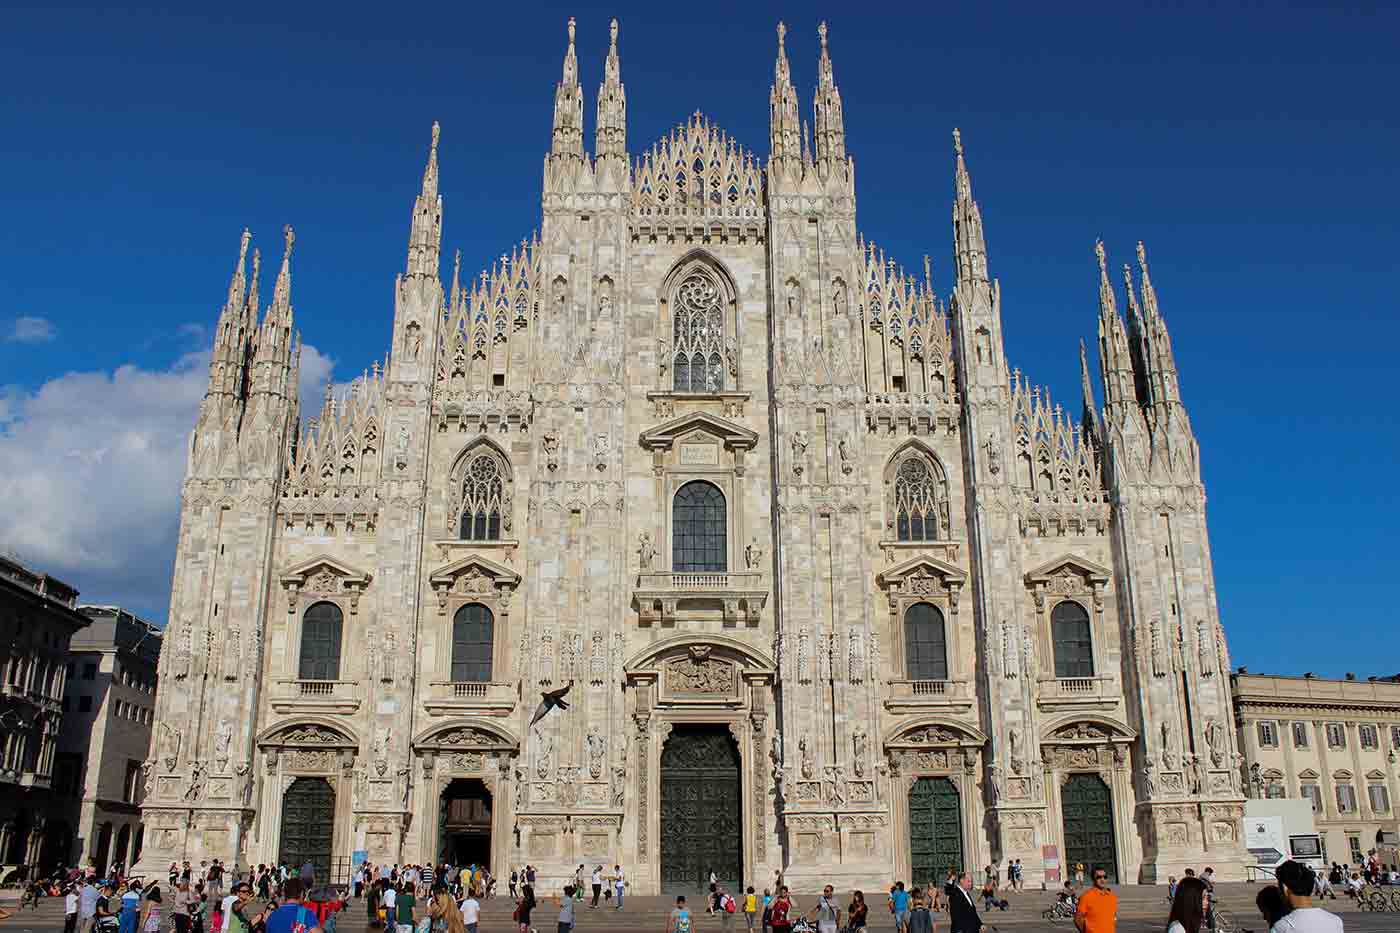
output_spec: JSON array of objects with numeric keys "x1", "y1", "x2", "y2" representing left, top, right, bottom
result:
[
  {"x1": 1205, "y1": 718, "x2": 1226, "y2": 767},
  {"x1": 159, "y1": 722, "x2": 182, "y2": 772},
  {"x1": 637, "y1": 532, "x2": 655, "y2": 569},
  {"x1": 799, "y1": 736, "x2": 815, "y2": 779},
  {"x1": 852, "y1": 729, "x2": 868, "y2": 777},
  {"x1": 790, "y1": 430, "x2": 809, "y2": 476},
  {"x1": 214, "y1": 719, "x2": 233, "y2": 773},
  {"x1": 745, "y1": 538, "x2": 764, "y2": 570},
  {"x1": 1057, "y1": 722, "x2": 1108, "y2": 741},
  {"x1": 586, "y1": 728, "x2": 605, "y2": 779},
  {"x1": 666, "y1": 655, "x2": 733, "y2": 695}
]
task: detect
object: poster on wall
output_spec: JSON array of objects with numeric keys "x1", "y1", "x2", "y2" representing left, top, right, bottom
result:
[
  {"x1": 352, "y1": 850, "x2": 368, "y2": 869},
  {"x1": 1043, "y1": 844, "x2": 1061, "y2": 883}
]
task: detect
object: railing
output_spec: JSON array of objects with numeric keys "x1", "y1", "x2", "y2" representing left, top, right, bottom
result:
[
  {"x1": 910, "y1": 680, "x2": 950, "y2": 696},
  {"x1": 636, "y1": 570, "x2": 764, "y2": 592},
  {"x1": 1057, "y1": 678, "x2": 1097, "y2": 694},
  {"x1": 272, "y1": 680, "x2": 360, "y2": 711},
  {"x1": 884, "y1": 679, "x2": 972, "y2": 710},
  {"x1": 423, "y1": 681, "x2": 516, "y2": 715},
  {"x1": 671, "y1": 573, "x2": 730, "y2": 589},
  {"x1": 1036, "y1": 676, "x2": 1119, "y2": 706},
  {"x1": 451, "y1": 682, "x2": 487, "y2": 699}
]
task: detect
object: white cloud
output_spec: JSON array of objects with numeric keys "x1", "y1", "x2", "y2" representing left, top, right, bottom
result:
[
  {"x1": 8, "y1": 315, "x2": 57, "y2": 343},
  {"x1": 0, "y1": 345, "x2": 334, "y2": 619}
]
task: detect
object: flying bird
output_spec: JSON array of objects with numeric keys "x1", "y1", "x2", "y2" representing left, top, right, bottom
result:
[{"x1": 530, "y1": 680, "x2": 575, "y2": 726}]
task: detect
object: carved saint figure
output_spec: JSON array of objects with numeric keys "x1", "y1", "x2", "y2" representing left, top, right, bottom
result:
[
  {"x1": 798, "y1": 736, "x2": 814, "y2": 779},
  {"x1": 637, "y1": 532, "x2": 655, "y2": 570},
  {"x1": 1161, "y1": 720, "x2": 1178, "y2": 771},
  {"x1": 404, "y1": 322, "x2": 422, "y2": 362},
  {"x1": 1188, "y1": 755, "x2": 1205, "y2": 795},
  {"x1": 185, "y1": 762, "x2": 203, "y2": 800},
  {"x1": 214, "y1": 719, "x2": 233, "y2": 766},
  {"x1": 744, "y1": 538, "x2": 764, "y2": 570},
  {"x1": 159, "y1": 722, "x2": 182, "y2": 771},
  {"x1": 657, "y1": 338, "x2": 670, "y2": 378},
  {"x1": 586, "y1": 728, "x2": 606, "y2": 779},
  {"x1": 1008, "y1": 728, "x2": 1024, "y2": 774},
  {"x1": 612, "y1": 764, "x2": 626, "y2": 808},
  {"x1": 837, "y1": 433, "x2": 853, "y2": 473},
  {"x1": 1205, "y1": 718, "x2": 1225, "y2": 766},
  {"x1": 1143, "y1": 759, "x2": 1157, "y2": 797},
  {"x1": 373, "y1": 726, "x2": 390, "y2": 777},
  {"x1": 534, "y1": 727, "x2": 554, "y2": 779},
  {"x1": 852, "y1": 730, "x2": 868, "y2": 778},
  {"x1": 725, "y1": 337, "x2": 738, "y2": 377}
]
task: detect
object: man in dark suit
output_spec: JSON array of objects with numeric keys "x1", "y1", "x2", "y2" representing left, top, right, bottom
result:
[{"x1": 947, "y1": 872, "x2": 985, "y2": 933}]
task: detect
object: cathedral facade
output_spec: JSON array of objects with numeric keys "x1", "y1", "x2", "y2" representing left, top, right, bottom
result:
[{"x1": 137, "y1": 19, "x2": 1249, "y2": 891}]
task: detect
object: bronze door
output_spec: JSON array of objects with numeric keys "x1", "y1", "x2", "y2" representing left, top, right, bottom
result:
[
  {"x1": 279, "y1": 777, "x2": 335, "y2": 882},
  {"x1": 660, "y1": 726, "x2": 742, "y2": 893},
  {"x1": 1061, "y1": 773, "x2": 1118, "y2": 883},
  {"x1": 909, "y1": 776, "x2": 963, "y2": 884}
]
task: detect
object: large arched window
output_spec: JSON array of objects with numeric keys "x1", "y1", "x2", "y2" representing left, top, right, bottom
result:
[
  {"x1": 894, "y1": 457, "x2": 942, "y2": 541},
  {"x1": 451, "y1": 603, "x2": 494, "y2": 683},
  {"x1": 672, "y1": 481, "x2": 727, "y2": 572},
  {"x1": 672, "y1": 270, "x2": 725, "y2": 393},
  {"x1": 904, "y1": 603, "x2": 949, "y2": 681},
  {"x1": 1051, "y1": 600, "x2": 1094, "y2": 678},
  {"x1": 458, "y1": 451, "x2": 505, "y2": 541},
  {"x1": 298, "y1": 602, "x2": 343, "y2": 681}
]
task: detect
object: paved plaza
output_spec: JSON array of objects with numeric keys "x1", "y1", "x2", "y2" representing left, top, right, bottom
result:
[{"x1": 0, "y1": 885, "x2": 1387, "y2": 933}]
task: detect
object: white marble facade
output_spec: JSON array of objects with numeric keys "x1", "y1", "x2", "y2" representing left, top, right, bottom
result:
[{"x1": 135, "y1": 19, "x2": 1249, "y2": 890}]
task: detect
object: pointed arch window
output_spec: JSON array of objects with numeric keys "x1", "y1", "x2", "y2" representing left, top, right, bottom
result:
[
  {"x1": 672, "y1": 480, "x2": 727, "y2": 572},
  {"x1": 1051, "y1": 600, "x2": 1094, "y2": 678},
  {"x1": 904, "y1": 603, "x2": 949, "y2": 681},
  {"x1": 893, "y1": 456, "x2": 944, "y2": 541},
  {"x1": 672, "y1": 270, "x2": 726, "y2": 393},
  {"x1": 456, "y1": 449, "x2": 508, "y2": 541},
  {"x1": 298, "y1": 602, "x2": 343, "y2": 681},
  {"x1": 451, "y1": 603, "x2": 494, "y2": 683}
]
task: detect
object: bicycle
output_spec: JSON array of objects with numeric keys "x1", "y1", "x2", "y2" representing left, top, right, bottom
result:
[
  {"x1": 1356, "y1": 886, "x2": 1391, "y2": 911},
  {"x1": 1211, "y1": 906, "x2": 1240, "y2": 932},
  {"x1": 1041, "y1": 899, "x2": 1076, "y2": 921}
]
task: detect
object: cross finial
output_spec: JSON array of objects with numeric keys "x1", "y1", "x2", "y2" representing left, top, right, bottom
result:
[
  {"x1": 952, "y1": 128, "x2": 963, "y2": 157},
  {"x1": 818, "y1": 21, "x2": 828, "y2": 48}
]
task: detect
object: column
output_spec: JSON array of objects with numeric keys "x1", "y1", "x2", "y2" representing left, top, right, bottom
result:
[
  {"x1": 1314, "y1": 720, "x2": 1337, "y2": 820},
  {"x1": 1346, "y1": 722, "x2": 1371, "y2": 820}
]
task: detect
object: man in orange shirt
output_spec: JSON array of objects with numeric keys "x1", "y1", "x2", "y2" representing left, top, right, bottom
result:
[{"x1": 1074, "y1": 867, "x2": 1117, "y2": 933}]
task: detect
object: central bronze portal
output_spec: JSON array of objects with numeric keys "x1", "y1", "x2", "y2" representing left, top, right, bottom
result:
[{"x1": 660, "y1": 725, "x2": 742, "y2": 894}]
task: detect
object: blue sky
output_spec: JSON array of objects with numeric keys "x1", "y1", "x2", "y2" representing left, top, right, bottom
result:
[{"x1": 0, "y1": 2, "x2": 1396, "y2": 677}]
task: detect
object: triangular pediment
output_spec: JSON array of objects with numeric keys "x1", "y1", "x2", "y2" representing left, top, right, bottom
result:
[
  {"x1": 1298, "y1": 768, "x2": 1320, "y2": 780},
  {"x1": 639, "y1": 411, "x2": 758, "y2": 451},
  {"x1": 279, "y1": 553, "x2": 372, "y2": 588},
  {"x1": 877, "y1": 554, "x2": 967, "y2": 589},
  {"x1": 428, "y1": 554, "x2": 521, "y2": 590},
  {"x1": 1024, "y1": 554, "x2": 1112, "y2": 587},
  {"x1": 1366, "y1": 769, "x2": 1386, "y2": 780}
]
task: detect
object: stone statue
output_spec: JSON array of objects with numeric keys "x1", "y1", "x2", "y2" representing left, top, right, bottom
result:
[
  {"x1": 534, "y1": 727, "x2": 553, "y2": 779},
  {"x1": 987, "y1": 764, "x2": 1002, "y2": 804},
  {"x1": 214, "y1": 719, "x2": 233, "y2": 768},
  {"x1": 744, "y1": 538, "x2": 764, "y2": 570},
  {"x1": 1143, "y1": 759, "x2": 1157, "y2": 797},
  {"x1": 404, "y1": 323, "x2": 421, "y2": 362},
  {"x1": 612, "y1": 764, "x2": 626, "y2": 807},
  {"x1": 1205, "y1": 718, "x2": 1225, "y2": 766},
  {"x1": 185, "y1": 761, "x2": 203, "y2": 800},
  {"x1": 1009, "y1": 728, "x2": 1024, "y2": 774},
  {"x1": 159, "y1": 722, "x2": 182, "y2": 771},
  {"x1": 657, "y1": 338, "x2": 670, "y2": 378},
  {"x1": 798, "y1": 736, "x2": 814, "y2": 779},
  {"x1": 852, "y1": 730, "x2": 868, "y2": 778},
  {"x1": 373, "y1": 726, "x2": 390, "y2": 777},
  {"x1": 791, "y1": 431, "x2": 809, "y2": 476},
  {"x1": 837, "y1": 433, "x2": 853, "y2": 473},
  {"x1": 637, "y1": 532, "x2": 655, "y2": 570},
  {"x1": 1188, "y1": 755, "x2": 1205, "y2": 795},
  {"x1": 586, "y1": 728, "x2": 606, "y2": 779},
  {"x1": 1161, "y1": 720, "x2": 1177, "y2": 770},
  {"x1": 725, "y1": 337, "x2": 738, "y2": 376}
]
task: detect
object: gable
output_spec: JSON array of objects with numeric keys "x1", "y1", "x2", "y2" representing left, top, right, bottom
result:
[
  {"x1": 639, "y1": 410, "x2": 758, "y2": 451},
  {"x1": 1024, "y1": 554, "x2": 1111, "y2": 587},
  {"x1": 877, "y1": 554, "x2": 967, "y2": 589},
  {"x1": 428, "y1": 554, "x2": 521, "y2": 590},
  {"x1": 279, "y1": 553, "x2": 372, "y2": 588}
]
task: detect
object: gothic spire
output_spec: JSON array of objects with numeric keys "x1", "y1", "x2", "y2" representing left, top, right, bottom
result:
[
  {"x1": 952, "y1": 129, "x2": 989, "y2": 284},
  {"x1": 406, "y1": 122, "x2": 444, "y2": 278},
  {"x1": 1137, "y1": 241, "x2": 1183, "y2": 408},
  {"x1": 266, "y1": 225, "x2": 294, "y2": 331},
  {"x1": 1080, "y1": 337, "x2": 1101, "y2": 443},
  {"x1": 812, "y1": 21, "x2": 847, "y2": 166},
  {"x1": 1095, "y1": 240, "x2": 1137, "y2": 415},
  {"x1": 769, "y1": 21, "x2": 801, "y2": 165},
  {"x1": 595, "y1": 18, "x2": 627, "y2": 161},
  {"x1": 1122, "y1": 261, "x2": 1151, "y2": 406},
  {"x1": 550, "y1": 17, "x2": 584, "y2": 159},
  {"x1": 205, "y1": 229, "x2": 253, "y2": 406}
]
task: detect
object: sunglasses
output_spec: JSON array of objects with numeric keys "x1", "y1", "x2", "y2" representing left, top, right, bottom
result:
[{"x1": 1093, "y1": 875, "x2": 1107, "y2": 881}]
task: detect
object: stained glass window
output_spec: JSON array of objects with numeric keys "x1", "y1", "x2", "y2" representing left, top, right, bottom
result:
[
  {"x1": 895, "y1": 458, "x2": 941, "y2": 542},
  {"x1": 672, "y1": 271, "x2": 725, "y2": 393},
  {"x1": 459, "y1": 453, "x2": 505, "y2": 541}
]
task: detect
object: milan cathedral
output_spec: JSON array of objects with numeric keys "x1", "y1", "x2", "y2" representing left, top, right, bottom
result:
[{"x1": 136, "y1": 19, "x2": 1249, "y2": 890}]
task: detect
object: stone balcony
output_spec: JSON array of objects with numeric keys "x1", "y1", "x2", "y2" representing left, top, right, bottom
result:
[
  {"x1": 633, "y1": 570, "x2": 767, "y2": 626},
  {"x1": 883, "y1": 678, "x2": 976, "y2": 713},
  {"x1": 1035, "y1": 675, "x2": 1121, "y2": 712},
  {"x1": 422, "y1": 680, "x2": 517, "y2": 718},
  {"x1": 270, "y1": 679, "x2": 361, "y2": 715}
]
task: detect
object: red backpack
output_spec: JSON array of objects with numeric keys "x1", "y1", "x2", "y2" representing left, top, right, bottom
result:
[{"x1": 723, "y1": 895, "x2": 736, "y2": 913}]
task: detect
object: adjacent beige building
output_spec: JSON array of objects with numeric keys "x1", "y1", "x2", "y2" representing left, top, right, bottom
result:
[
  {"x1": 136, "y1": 19, "x2": 1249, "y2": 889},
  {"x1": 53, "y1": 606, "x2": 161, "y2": 875},
  {"x1": 1232, "y1": 672, "x2": 1400, "y2": 866},
  {"x1": 0, "y1": 556, "x2": 90, "y2": 876}
]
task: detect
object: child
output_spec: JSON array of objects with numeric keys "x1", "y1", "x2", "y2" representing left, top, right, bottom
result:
[
  {"x1": 1167, "y1": 876, "x2": 1178, "y2": 902},
  {"x1": 668, "y1": 895, "x2": 692, "y2": 933}
]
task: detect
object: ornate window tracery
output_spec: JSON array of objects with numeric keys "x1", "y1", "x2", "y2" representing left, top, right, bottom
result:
[
  {"x1": 1050, "y1": 600, "x2": 1094, "y2": 678},
  {"x1": 450, "y1": 603, "x2": 494, "y2": 683},
  {"x1": 451, "y1": 446, "x2": 511, "y2": 540},
  {"x1": 891, "y1": 453, "x2": 947, "y2": 541},
  {"x1": 672, "y1": 480, "x2": 727, "y2": 572},
  {"x1": 298, "y1": 601, "x2": 343, "y2": 681},
  {"x1": 904, "y1": 603, "x2": 949, "y2": 681},
  {"x1": 672, "y1": 271, "x2": 726, "y2": 393}
]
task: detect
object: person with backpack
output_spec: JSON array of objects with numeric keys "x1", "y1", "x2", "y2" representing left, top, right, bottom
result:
[
  {"x1": 512, "y1": 882, "x2": 535, "y2": 933},
  {"x1": 667, "y1": 895, "x2": 693, "y2": 933},
  {"x1": 906, "y1": 890, "x2": 934, "y2": 933},
  {"x1": 768, "y1": 886, "x2": 794, "y2": 933},
  {"x1": 887, "y1": 881, "x2": 910, "y2": 933},
  {"x1": 716, "y1": 885, "x2": 738, "y2": 932},
  {"x1": 807, "y1": 885, "x2": 841, "y2": 933}
]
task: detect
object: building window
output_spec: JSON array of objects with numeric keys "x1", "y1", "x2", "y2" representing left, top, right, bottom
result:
[
  {"x1": 893, "y1": 457, "x2": 943, "y2": 542},
  {"x1": 1392, "y1": 725, "x2": 1400, "y2": 750},
  {"x1": 1370, "y1": 784, "x2": 1391, "y2": 813},
  {"x1": 903, "y1": 603, "x2": 949, "y2": 681},
  {"x1": 672, "y1": 481, "x2": 727, "y2": 572},
  {"x1": 78, "y1": 695, "x2": 92, "y2": 713},
  {"x1": 1325, "y1": 723, "x2": 1346, "y2": 749},
  {"x1": 1257, "y1": 721, "x2": 1279, "y2": 748},
  {"x1": 1359, "y1": 724, "x2": 1379, "y2": 749},
  {"x1": 1348, "y1": 835, "x2": 1363, "y2": 863},
  {"x1": 1051, "y1": 601, "x2": 1094, "y2": 678},
  {"x1": 1300, "y1": 783, "x2": 1322, "y2": 813},
  {"x1": 1336, "y1": 783, "x2": 1357, "y2": 813},
  {"x1": 82, "y1": 663, "x2": 97, "y2": 680},
  {"x1": 1292, "y1": 722, "x2": 1309, "y2": 748},
  {"x1": 450, "y1": 603, "x2": 494, "y2": 683},
  {"x1": 298, "y1": 601, "x2": 344, "y2": 681},
  {"x1": 457, "y1": 450, "x2": 507, "y2": 541},
  {"x1": 123, "y1": 760, "x2": 142, "y2": 804},
  {"x1": 671, "y1": 270, "x2": 726, "y2": 393},
  {"x1": 1265, "y1": 782, "x2": 1286, "y2": 799}
]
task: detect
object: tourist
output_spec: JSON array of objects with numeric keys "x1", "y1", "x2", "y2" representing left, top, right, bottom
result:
[
  {"x1": 509, "y1": 869, "x2": 518, "y2": 901},
  {"x1": 265, "y1": 881, "x2": 319, "y2": 933},
  {"x1": 394, "y1": 881, "x2": 416, "y2": 933},
  {"x1": 118, "y1": 881, "x2": 142, "y2": 933},
  {"x1": 208, "y1": 861, "x2": 224, "y2": 902},
  {"x1": 708, "y1": 870, "x2": 719, "y2": 914},
  {"x1": 1166, "y1": 875, "x2": 1209, "y2": 933},
  {"x1": 612, "y1": 864, "x2": 625, "y2": 909},
  {"x1": 1271, "y1": 860, "x2": 1343, "y2": 932},
  {"x1": 807, "y1": 884, "x2": 840, "y2": 933},
  {"x1": 905, "y1": 891, "x2": 933, "y2": 933},
  {"x1": 1074, "y1": 863, "x2": 1086, "y2": 887},
  {"x1": 846, "y1": 890, "x2": 867, "y2": 930},
  {"x1": 514, "y1": 882, "x2": 535, "y2": 933},
  {"x1": 1256, "y1": 885, "x2": 1291, "y2": 929},
  {"x1": 454, "y1": 885, "x2": 479, "y2": 933},
  {"x1": 95, "y1": 882, "x2": 118, "y2": 933},
  {"x1": 300, "y1": 861, "x2": 316, "y2": 890},
  {"x1": 768, "y1": 886, "x2": 793, "y2": 933},
  {"x1": 189, "y1": 886, "x2": 208, "y2": 933},
  {"x1": 65, "y1": 883, "x2": 81, "y2": 933},
  {"x1": 555, "y1": 884, "x2": 576, "y2": 933},
  {"x1": 743, "y1": 886, "x2": 760, "y2": 932},
  {"x1": 589, "y1": 865, "x2": 602, "y2": 908},
  {"x1": 946, "y1": 873, "x2": 983, "y2": 933},
  {"x1": 667, "y1": 895, "x2": 693, "y2": 933},
  {"x1": 760, "y1": 888, "x2": 773, "y2": 933},
  {"x1": 888, "y1": 881, "x2": 910, "y2": 933},
  {"x1": 716, "y1": 885, "x2": 738, "y2": 932},
  {"x1": 421, "y1": 864, "x2": 435, "y2": 897},
  {"x1": 1074, "y1": 867, "x2": 1116, "y2": 933},
  {"x1": 381, "y1": 878, "x2": 397, "y2": 930},
  {"x1": 79, "y1": 875, "x2": 101, "y2": 933}
]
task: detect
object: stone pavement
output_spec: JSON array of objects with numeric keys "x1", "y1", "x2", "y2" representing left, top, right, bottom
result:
[{"x1": 0, "y1": 886, "x2": 1386, "y2": 932}]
